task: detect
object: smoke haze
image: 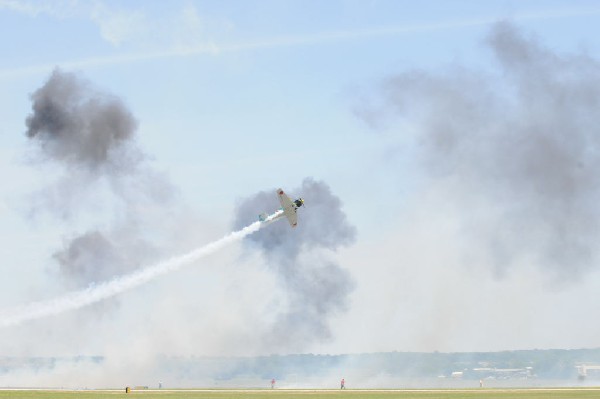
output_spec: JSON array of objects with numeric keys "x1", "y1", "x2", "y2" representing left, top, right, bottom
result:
[
  {"x1": 24, "y1": 69, "x2": 173, "y2": 290},
  {"x1": 6, "y1": 16, "x2": 600, "y2": 388},
  {"x1": 0, "y1": 218, "x2": 267, "y2": 328},
  {"x1": 12, "y1": 70, "x2": 358, "y2": 383},
  {"x1": 357, "y1": 21, "x2": 600, "y2": 281},
  {"x1": 234, "y1": 178, "x2": 356, "y2": 349}
]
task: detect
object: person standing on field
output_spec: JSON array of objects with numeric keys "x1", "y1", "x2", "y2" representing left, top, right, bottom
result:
[{"x1": 341, "y1": 378, "x2": 345, "y2": 389}]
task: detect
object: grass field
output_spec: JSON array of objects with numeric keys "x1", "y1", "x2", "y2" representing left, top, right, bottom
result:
[{"x1": 1, "y1": 389, "x2": 600, "y2": 399}]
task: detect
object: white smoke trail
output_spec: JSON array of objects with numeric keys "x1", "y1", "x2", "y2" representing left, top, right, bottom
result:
[{"x1": 0, "y1": 211, "x2": 283, "y2": 328}]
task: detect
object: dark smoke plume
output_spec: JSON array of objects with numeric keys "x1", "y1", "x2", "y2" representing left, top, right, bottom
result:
[
  {"x1": 358, "y1": 22, "x2": 600, "y2": 280},
  {"x1": 26, "y1": 69, "x2": 141, "y2": 172},
  {"x1": 233, "y1": 178, "x2": 356, "y2": 346},
  {"x1": 25, "y1": 69, "x2": 170, "y2": 291}
]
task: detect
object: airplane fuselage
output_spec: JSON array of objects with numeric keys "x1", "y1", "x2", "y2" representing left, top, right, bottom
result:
[{"x1": 258, "y1": 189, "x2": 304, "y2": 227}]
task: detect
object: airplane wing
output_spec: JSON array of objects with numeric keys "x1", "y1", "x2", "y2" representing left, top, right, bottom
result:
[{"x1": 277, "y1": 188, "x2": 298, "y2": 227}]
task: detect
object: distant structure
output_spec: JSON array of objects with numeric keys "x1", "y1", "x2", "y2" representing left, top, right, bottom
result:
[
  {"x1": 451, "y1": 371, "x2": 464, "y2": 379},
  {"x1": 470, "y1": 367, "x2": 533, "y2": 380},
  {"x1": 576, "y1": 364, "x2": 600, "y2": 380}
]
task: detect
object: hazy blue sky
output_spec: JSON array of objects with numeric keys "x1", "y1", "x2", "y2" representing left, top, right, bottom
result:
[{"x1": 2, "y1": 0, "x2": 600, "y2": 386}]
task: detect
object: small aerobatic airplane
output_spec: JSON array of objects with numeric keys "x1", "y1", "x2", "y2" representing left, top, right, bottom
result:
[{"x1": 258, "y1": 188, "x2": 304, "y2": 228}]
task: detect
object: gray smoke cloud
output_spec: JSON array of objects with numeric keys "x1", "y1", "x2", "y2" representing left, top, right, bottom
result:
[
  {"x1": 25, "y1": 69, "x2": 171, "y2": 291},
  {"x1": 25, "y1": 69, "x2": 141, "y2": 173},
  {"x1": 233, "y1": 178, "x2": 356, "y2": 347},
  {"x1": 53, "y1": 230, "x2": 158, "y2": 290},
  {"x1": 357, "y1": 21, "x2": 600, "y2": 281}
]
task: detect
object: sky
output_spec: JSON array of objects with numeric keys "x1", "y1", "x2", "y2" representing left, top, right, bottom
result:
[{"x1": 2, "y1": 0, "x2": 600, "y2": 386}]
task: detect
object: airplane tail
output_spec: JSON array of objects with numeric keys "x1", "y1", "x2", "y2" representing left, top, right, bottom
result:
[{"x1": 258, "y1": 212, "x2": 268, "y2": 222}]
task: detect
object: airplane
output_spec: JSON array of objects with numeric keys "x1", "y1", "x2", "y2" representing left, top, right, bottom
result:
[{"x1": 258, "y1": 188, "x2": 304, "y2": 228}]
